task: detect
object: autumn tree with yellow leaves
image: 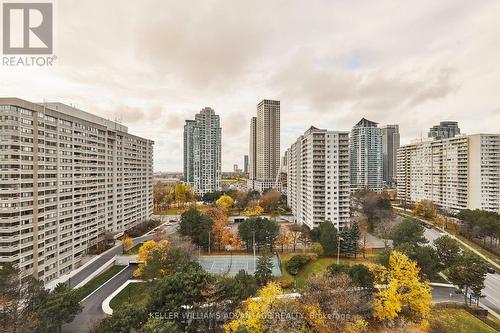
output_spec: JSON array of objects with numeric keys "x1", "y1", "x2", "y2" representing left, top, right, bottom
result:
[
  {"x1": 372, "y1": 251, "x2": 432, "y2": 327},
  {"x1": 121, "y1": 235, "x2": 133, "y2": 254},
  {"x1": 413, "y1": 200, "x2": 437, "y2": 219},
  {"x1": 216, "y1": 194, "x2": 234, "y2": 211},
  {"x1": 133, "y1": 239, "x2": 170, "y2": 279},
  {"x1": 243, "y1": 200, "x2": 264, "y2": 216}
]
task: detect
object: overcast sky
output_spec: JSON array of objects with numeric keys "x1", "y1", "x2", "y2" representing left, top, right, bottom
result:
[{"x1": 1, "y1": 0, "x2": 500, "y2": 171}]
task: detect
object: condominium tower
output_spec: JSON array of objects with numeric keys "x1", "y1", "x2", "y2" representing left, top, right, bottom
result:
[
  {"x1": 428, "y1": 121, "x2": 460, "y2": 139},
  {"x1": 287, "y1": 126, "x2": 350, "y2": 230},
  {"x1": 397, "y1": 134, "x2": 500, "y2": 213},
  {"x1": 243, "y1": 155, "x2": 249, "y2": 174},
  {"x1": 350, "y1": 118, "x2": 383, "y2": 192},
  {"x1": 0, "y1": 98, "x2": 154, "y2": 284},
  {"x1": 381, "y1": 125, "x2": 400, "y2": 187},
  {"x1": 248, "y1": 99, "x2": 280, "y2": 192},
  {"x1": 183, "y1": 107, "x2": 221, "y2": 194}
]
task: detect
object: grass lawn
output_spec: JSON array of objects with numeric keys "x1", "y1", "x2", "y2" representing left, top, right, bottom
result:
[
  {"x1": 279, "y1": 253, "x2": 376, "y2": 289},
  {"x1": 126, "y1": 242, "x2": 143, "y2": 255},
  {"x1": 432, "y1": 308, "x2": 499, "y2": 333},
  {"x1": 110, "y1": 282, "x2": 150, "y2": 310},
  {"x1": 77, "y1": 265, "x2": 126, "y2": 301}
]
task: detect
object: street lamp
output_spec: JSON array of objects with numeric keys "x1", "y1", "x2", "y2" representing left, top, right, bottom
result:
[
  {"x1": 337, "y1": 236, "x2": 344, "y2": 265},
  {"x1": 252, "y1": 230, "x2": 256, "y2": 269},
  {"x1": 208, "y1": 231, "x2": 211, "y2": 255}
]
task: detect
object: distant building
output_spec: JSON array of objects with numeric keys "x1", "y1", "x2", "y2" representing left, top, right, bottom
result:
[
  {"x1": 381, "y1": 125, "x2": 400, "y2": 187},
  {"x1": 428, "y1": 121, "x2": 460, "y2": 139},
  {"x1": 233, "y1": 164, "x2": 242, "y2": 172},
  {"x1": 183, "y1": 107, "x2": 222, "y2": 194},
  {"x1": 287, "y1": 126, "x2": 350, "y2": 230},
  {"x1": 350, "y1": 118, "x2": 383, "y2": 192},
  {"x1": 243, "y1": 155, "x2": 249, "y2": 173},
  {"x1": 248, "y1": 99, "x2": 281, "y2": 192},
  {"x1": 397, "y1": 134, "x2": 500, "y2": 214}
]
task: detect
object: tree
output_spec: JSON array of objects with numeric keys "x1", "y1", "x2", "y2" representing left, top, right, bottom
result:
[
  {"x1": 349, "y1": 264, "x2": 375, "y2": 290},
  {"x1": 216, "y1": 194, "x2": 234, "y2": 211},
  {"x1": 433, "y1": 235, "x2": 461, "y2": 268},
  {"x1": 205, "y1": 207, "x2": 228, "y2": 251},
  {"x1": 285, "y1": 255, "x2": 310, "y2": 275},
  {"x1": 238, "y1": 217, "x2": 279, "y2": 252},
  {"x1": 288, "y1": 224, "x2": 302, "y2": 252},
  {"x1": 148, "y1": 265, "x2": 211, "y2": 315},
  {"x1": 372, "y1": 251, "x2": 432, "y2": 325},
  {"x1": 340, "y1": 222, "x2": 361, "y2": 257},
  {"x1": 318, "y1": 220, "x2": 338, "y2": 256},
  {"x1": 217, "y1": 270, "x2": 258, "y2": 304},
  {"x1": 38, "y1": 283, "x2": 82, "y2": 333},
  {"x1": 353, "y1": 190, "x2": 393, "y2": 232},
  {"x1": 413, "y1": 200, "x2": 437, "y2": 219},
  {"x1": 225, "y1": 282, "x2": 283, "y2": 333},
  {"x1": 392, "y1": 218, "x2": 427, "y2": 247},
  {"x1": 0, "y1": 264, "x2": 46, "y2": 333},
  {"x1": 121, "y1": 235, "x2": 133, "y2": 254},
  {"x1": 395, "y1": 243, "x2": 440, "y2": 280},
  {"x1": 139, "y1": 318, "x2": 180, "y2": 333},
  {"x1": 93, "y1": 304, "x2": 148, "y2": 333},
  {"x1": 243, "y1": 200, "x2": 264, "y2": 216},
  {"x1": 302, "y1": 272, "x2": 364, "y2": 332},
  {"x1": 312, "y1": 242, "x2": 324, "y2": 257},
  {"x1": 275, "y1": 226, "x2": 292, "y2": 252},
  {"x1": 259, "y1": 190, "x2": 281, "y2": 212},
  {"x1": 448, "y1": 250, "x2": 489, "y2": 305},
  {"x1": 179, "y1": 208, "x2": 213, "y2": 249},
  {"x1": 133, "y1": 239, "x2": 171, "y2": 279},
  {"x1": 255, "y1": 256, "x2": 274, "y2": 286},
  {"x1": 174, "y1": 183, "x2": 195, "y2": 207}
]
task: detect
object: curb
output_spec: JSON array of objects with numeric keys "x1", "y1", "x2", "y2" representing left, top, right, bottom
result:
[
  {"x1": 102, "y1": 279, "x2": 144, "y2": 315},
  {"x1": 79, "y1": 264, "x2": 129, "y2": 303}
]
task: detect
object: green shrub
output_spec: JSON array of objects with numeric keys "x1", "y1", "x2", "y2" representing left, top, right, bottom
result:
[
  {"x1": 327, "y1": 263, "x2": 350, "y2": 275},
  {"x1": 286, "y1": 255, "x2": 310, "y2": 275},
  {"x1": 312, "y1": 242, "x2": 324, "y2": 257}
]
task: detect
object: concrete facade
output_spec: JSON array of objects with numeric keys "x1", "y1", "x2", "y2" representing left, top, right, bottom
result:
[
  {"x1": 0, "y1": 98, "x2": 153, "y2": 284},
  {"x1": 286, "y1": 126, "x2": 350, "y2": 230},
  {"x1": 183, "y1": 107, "x2": 222, "y2": 194},
  {"x1": 397, "y1": 134, "x2": 500, "y2": 213}
]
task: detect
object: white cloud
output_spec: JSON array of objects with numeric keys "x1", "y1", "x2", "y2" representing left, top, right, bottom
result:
[{"x1": 1, "y1": 0, "x2": 499, "y2": 171}]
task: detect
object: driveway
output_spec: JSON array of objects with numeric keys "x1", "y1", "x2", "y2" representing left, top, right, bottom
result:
[
  {"x1": 424, "y1": 228, "x2": 500, "y2": 313},
  {"x1": 63, "y1": 264, "x2": 137, "y2": 333}
]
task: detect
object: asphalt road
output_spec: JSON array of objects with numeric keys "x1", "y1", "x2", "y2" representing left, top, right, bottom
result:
[
  {"x1": 63, "y1": 264, "x2": 137, "y2": 333},
  {"x1": 62, "y1": 223, "x2": 179, "y2": 333},
  {"x1": 424, "y1": 228, "x2": 500, "y2": 313}
]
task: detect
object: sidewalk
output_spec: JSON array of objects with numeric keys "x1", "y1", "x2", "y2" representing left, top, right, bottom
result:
[{"x1": 394, "y1": 207, "x2": 500, "y2": 270}]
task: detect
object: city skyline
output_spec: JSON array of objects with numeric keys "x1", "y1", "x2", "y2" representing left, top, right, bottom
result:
[{"x1": 1, "y1": 0, "x2": 500, "y2": 172}]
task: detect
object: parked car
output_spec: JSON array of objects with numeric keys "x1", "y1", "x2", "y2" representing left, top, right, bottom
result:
[{"x1": 487, "y1": 267, "x2": 496, "y2": 274}]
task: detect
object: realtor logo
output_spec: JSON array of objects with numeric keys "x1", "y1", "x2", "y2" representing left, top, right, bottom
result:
[{"x1": 2, "y1": 2, "x2": 53, "y2": 54}]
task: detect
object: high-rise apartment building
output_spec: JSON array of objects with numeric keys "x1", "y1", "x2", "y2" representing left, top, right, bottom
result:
[
  {"x1": 350, "y1": 118, "x2": 383, "y2": 192},
  {"x1": 428, "y1": 121, "x2": 460, "y2": 139},
  {"x1": 381, "y1": 125, "x2": 400, "y2": 187},
  {"x1": 248, "y1": 99, "x2": 280, "y2": 192},
  {"x1": 287, "y1": 127, "x2": 350, "y2": 230},
  {"x1": 248, "y1": 117, "x2": 257, "y2": 180},
  {"x1": 397, "y1": 134, "x2": 500, "y2": 213},
  {"x1": 243, "y1": 155, "x2": 249, "y2": 174},
  {"x1": 183, "y1": 107, "x2": 221, "y2": 194},
  {"x1": 0, "y1": 98, "x2": 153, "y2": 284}
]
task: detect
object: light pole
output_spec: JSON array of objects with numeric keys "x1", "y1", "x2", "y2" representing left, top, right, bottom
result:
[
  {"x1": 208, "y1": 231, "x2": 211, "y2": 255},
  {"x1": 252, "y1": 230, "x2": 256, "y2": 269},
  {"x1": 337, "y1": 236, "x2": 344, "y2": 265}
]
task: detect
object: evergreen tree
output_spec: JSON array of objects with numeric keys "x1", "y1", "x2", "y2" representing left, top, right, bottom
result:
[
  {"x1": 255, "y1": 256, "x2": 274, "y2": 286},
  {"x1": 319, "y1": 220, "x2": 338, "y2": 256}
]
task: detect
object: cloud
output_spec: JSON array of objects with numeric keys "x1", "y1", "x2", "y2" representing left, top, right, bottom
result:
[{"x1": 1, "y1": 0, "x2": 500, "y2": 171}]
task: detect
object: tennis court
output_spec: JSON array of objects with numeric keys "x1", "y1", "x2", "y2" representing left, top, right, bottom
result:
[{"x1": 198, "y1": 255, "x2": 282, "y2": 276}]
